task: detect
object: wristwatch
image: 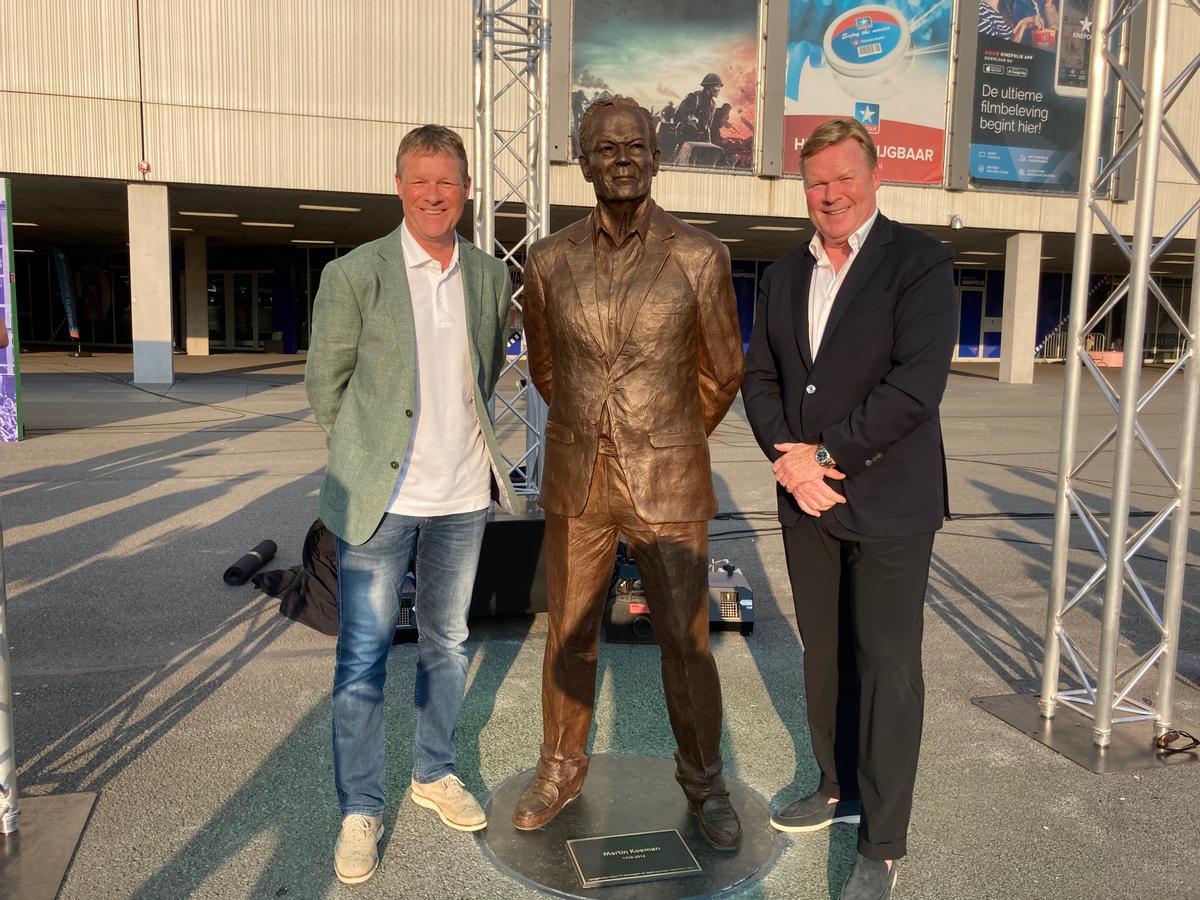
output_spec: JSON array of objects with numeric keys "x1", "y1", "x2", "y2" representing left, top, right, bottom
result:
[{"x1": 815, "y1": 443, "x2": 836, "y2": 469}]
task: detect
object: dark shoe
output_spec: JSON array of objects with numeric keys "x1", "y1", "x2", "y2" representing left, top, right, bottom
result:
[
  {"x1": 840, "y1": 853, "x2": 897, "y2": 900},
  {"x1": 512, "y1": 775, "x2": 583, "y2": 830},
  {"x1": 688, "y1": 794, "x2": 742, "y2": 850},
  {"x1": 770, "y1": 792, "x2": 861, "y2": 833}
]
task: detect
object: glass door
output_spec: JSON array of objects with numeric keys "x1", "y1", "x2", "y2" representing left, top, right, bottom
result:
[
  {"x1": 208, "y1": 271, "x2": 273, "y2": 350},
  {"x1": 256, "y1": 273, "x2": 275, "y2": 348},
  {"x1": 208, "y1": 274, "x2": 227, "y2": 347}
]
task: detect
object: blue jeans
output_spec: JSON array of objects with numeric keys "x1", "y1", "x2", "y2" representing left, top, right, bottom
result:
[{"x1": 332, "y1": 508, "x2": 488, "y2": 816}]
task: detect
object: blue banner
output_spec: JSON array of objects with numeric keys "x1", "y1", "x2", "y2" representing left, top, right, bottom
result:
[
  {"x1": 52, "y1": 244, "x2": 80, "y2": 341},
  {"x1": 0, "y1": 181, "x2": 24, "y2": 442}
]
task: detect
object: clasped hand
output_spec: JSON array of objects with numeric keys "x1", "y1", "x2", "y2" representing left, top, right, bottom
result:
[{"x1": 772, "y1": 442, "x2": 846, "y2": 517}]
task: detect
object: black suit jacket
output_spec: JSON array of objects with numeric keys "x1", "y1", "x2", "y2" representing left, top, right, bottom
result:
[{"x1": 741, "y1": 213, "x2": 956, "y2": 537}]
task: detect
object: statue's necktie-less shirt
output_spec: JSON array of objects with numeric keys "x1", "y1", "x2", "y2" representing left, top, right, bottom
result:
[{"x1": 591, "y1": 202, "x2": 652, "y2": 449}]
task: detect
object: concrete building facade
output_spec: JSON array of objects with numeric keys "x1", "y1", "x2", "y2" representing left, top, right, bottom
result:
[{"x1": 2, "y1": 0, "x2": 1197, "y2": 383}]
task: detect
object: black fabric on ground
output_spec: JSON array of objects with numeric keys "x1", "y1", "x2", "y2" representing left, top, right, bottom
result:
[{"x1": 251, "y1": 518, "x2": 339, "y2": 636}]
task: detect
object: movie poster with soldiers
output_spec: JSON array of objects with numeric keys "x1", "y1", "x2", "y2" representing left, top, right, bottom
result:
[
  {"x1": 782, "y1": 0, "x2": 954, "y2": 185},
  {"x1": 571, "y1": 0, "x2": 760, "y2": 172}
]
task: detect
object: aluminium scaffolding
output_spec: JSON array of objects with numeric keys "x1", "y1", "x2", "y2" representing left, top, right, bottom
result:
[
  {"x1": 473, "y1": 0, "x2": 551, "y2": 496},
  {"x1": 1037, "y1": 0, "x2": 1200, "y2": 757}
]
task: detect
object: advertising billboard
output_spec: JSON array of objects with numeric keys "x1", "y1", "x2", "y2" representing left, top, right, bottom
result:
[
  {"x1": 968, "y1": 0, "x2": 1114, "y2": 192},
  {"x1": 782, "y1": 0, "x2": 954, "y2": 185},
  {"x1": 571, "y1": 0, "x2": 760, "y2": 172}
]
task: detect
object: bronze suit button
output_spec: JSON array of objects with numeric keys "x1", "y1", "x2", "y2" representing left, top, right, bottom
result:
[
  {"x1": 405, "y1": 409, "x2": 413, "y2": 417},
  {"x1": 391, "y1": 460, "x2": 400, "y2": 470}
]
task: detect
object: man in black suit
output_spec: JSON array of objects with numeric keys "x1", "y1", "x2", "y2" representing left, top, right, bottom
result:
[{"x1": 742, "y1": 118, "x2": 955, "y2": 900}]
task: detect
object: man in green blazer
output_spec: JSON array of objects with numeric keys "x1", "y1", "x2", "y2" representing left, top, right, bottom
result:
[{"x1": 305, "y1": 125, "x2": 515, "y2": 885}]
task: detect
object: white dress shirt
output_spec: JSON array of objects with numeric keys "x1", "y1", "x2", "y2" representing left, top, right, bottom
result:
[
  {"x1": 387, "y1": 221, "x2": 492, "y2": 516},
  {"x1": 807, "y1": 209, "x2": 879, "y2": 360}
]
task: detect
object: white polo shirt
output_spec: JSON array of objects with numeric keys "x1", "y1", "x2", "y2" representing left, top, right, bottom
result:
[
  {"x1": 386, "y1": 221, "x2": 492, "y2": 516},
  {"x1": 808, "y1": 209, "x2": 879, "y2": 360}
]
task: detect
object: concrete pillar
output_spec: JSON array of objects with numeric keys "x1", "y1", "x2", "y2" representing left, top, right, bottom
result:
[
  {"x1": 184, "y1": 233, "x2": 209, "y2": 356},
  {"x1": 999, "y1": 231, "x2": 1042, "y2": 384},
  {"x1": 128, "y1": 183, "x2": 174, "y2": 384}
]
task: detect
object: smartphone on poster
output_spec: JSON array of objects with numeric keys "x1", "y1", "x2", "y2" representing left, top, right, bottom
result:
[{"x1": 1054, "y1": 0, "x2": 1093, "y2": 97}]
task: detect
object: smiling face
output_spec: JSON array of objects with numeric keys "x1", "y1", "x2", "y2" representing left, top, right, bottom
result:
[
  {"x1": 578, "y1": 105, "x2": 660, "y2": 206},
  {"x1": 394, "y1": 150, "x2": 470, "y2": 253},
  {"x1": 801, "y1": 137, "x2": 882, "y2": 250}
]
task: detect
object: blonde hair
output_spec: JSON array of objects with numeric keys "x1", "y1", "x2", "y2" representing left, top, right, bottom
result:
[{"x1": 799, "y1": 118, "x2": 878, "y2": 174}]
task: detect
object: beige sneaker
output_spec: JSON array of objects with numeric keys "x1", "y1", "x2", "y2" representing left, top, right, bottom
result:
[
  {"x1": 409, "y1": 774, "x2": 487, "y2": 832},
  {"x1": 333, "y1": 813, "x2": 384, "y2": 885}
]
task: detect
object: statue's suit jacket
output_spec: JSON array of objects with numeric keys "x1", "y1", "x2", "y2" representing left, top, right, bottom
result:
[
  {"x1": 522, "y1": 204, "x2": 744, "y2": 523},
  {"x1": 305, "y1": 226, "x2": 517, "y2": 546}
]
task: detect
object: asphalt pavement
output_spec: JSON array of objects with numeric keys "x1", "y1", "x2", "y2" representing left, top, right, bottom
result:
[{"x1": 3, "y1": 351, "x2": 1197, "y2": 900}]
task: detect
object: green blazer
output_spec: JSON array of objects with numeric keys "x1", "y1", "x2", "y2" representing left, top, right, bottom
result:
[{"x1": 305, "y1": 225, "x2": 517, "y2": 546}]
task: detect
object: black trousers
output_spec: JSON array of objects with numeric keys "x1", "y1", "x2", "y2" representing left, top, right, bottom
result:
[{"x1": 782, "y1": 514, "x2": 934, "y2": 861}]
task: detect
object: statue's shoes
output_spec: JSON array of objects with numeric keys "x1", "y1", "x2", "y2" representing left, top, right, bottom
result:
[
  {"x1": 688, "y1": 793, "x2": 742, "y2": 850},
  {"x1": 511, "y1": 774, "x2": 584, "y2": 830}
]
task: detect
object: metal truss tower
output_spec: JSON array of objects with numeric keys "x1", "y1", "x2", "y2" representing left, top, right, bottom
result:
[
  {"x1": 473, "y1": 0, "x2": 551, "y2": 495},
  {"x1": 1040, "y1": 0, "x2": 1200, "y2": 752}
]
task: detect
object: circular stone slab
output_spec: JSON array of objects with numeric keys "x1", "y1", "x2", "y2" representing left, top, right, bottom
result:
[{"x1": 479, "y1": 753, "x2": 780, "y2": 899}]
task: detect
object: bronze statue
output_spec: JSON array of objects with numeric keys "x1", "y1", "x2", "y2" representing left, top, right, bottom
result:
[{"x1": 513, "y1": 97, "x2": 745, "y2": 849}]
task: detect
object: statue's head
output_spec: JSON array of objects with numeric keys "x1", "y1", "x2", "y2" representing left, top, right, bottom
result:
[{"x1": 577, "y1": 98, "x2": 660, "y2": 207}]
